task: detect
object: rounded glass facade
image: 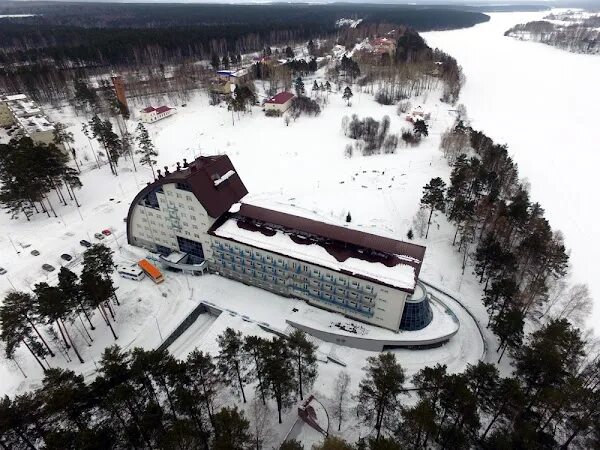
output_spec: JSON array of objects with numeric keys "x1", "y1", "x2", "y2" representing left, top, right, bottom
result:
[{"x1": 399, "y1": 283, "x2": 433, "y2": 331}]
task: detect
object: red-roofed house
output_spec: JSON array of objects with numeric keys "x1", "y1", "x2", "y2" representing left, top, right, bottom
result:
[
  {"x1": 140, "y1": 105, "x2": 177, "y2": 123},
  {"x1": 264, "y1": 92, "x2": 295, "y2": 114}
]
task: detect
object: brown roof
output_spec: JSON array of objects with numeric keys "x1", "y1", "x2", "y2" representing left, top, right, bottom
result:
[
  {"x1": 126, "y1": 155, "x2": 248, "y2": 243},
  {"x1": 265, "y1": 92, "x2": 295, "y2": 104},
  {"x1": 209, "y1": 203, "x2": 426, "y2": 292}
]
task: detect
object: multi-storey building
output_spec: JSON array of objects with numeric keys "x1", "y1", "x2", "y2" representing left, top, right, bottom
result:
[
  {"x1": 126, "y1": 155, "x2": 433, "y2": 333},
  {"x1": 0, "y1": 94, "x2": 63, "y2": 149}
]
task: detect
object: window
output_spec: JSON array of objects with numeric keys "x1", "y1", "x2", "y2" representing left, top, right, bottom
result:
[
  {"x1": 400, "y1": 298, "x2": 433, "y2": 331},
  {"x1": 176, "y1": 236, "x2": 205, "y2": 259}
]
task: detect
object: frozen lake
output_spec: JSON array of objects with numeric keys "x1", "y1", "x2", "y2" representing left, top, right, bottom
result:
[{"x1": 422, "y1": 11, "x2": 600, "y2": 332}]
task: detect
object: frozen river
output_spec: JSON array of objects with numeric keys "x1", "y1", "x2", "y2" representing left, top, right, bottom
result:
[{"x1": 422, "y1": 11, "x2": 600, "y2": 332}]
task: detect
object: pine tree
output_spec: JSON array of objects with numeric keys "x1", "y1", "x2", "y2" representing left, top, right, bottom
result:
[
  {"x1": 346, "y1": 212, "x2": 351, "y2": 222},
  {"x1": 34, "y1": 282, "x2": 84, "y2": 363},
  {"x1": 53, "y1": 122, "x2": 78, "y2": 172},
  {"x1": 211, "y1": 54, "x2": 221, "y2": 70},
  {"x1": 217, "y1": 328, "x2": 248, "y2": 403},
  {"x1": 40, "y1": 368, "x2": 91, "y2": 431},
  {"x1": 420, "y1": 178, "x2": 446, "y2": 239},
  {"x1": 357, "y1": 353, "x2": 405, "y2": 440},
  {"x1": 80, "y1": 272, "x2": 117, "y2": 340},
  {"x1": 222, "y1": 55, "x2": 230, "y2": 70},
  {"x1": 185, "y1": 349, "x2": 220, "y2": 427},
  {"x1": 413, "y1": 119, "x2": 429, "y2": 137},
  {"x1": 342, "y1": 86, "x2": 353, "y2": 106},
  {"x1": 294, "y1": 77, "x2": 305, "y2": 97},
  {"x1": 243, "y1": 336, "x2": 269, "y2": 405},
  {"x1": 263, "y1": 337, "x2": 295, "y2": 424},
  {"x1": 325, "y1": 81, "x2": 331, "y2": 92},
  {"x1": 287, "y1": 330, "x2": 317, "y2": 401},
  {"x1": 285, "y1": 46, "x2": 294, "y2": 58},
  {"x1": 0, "y1": 291, "x2": 54, "y2": 370},
  {"x1": 212, "y1": 406, "x2": 252, "y2": 450},
  {"x1": 307, "y1": 39, "x2": 315, "y2": 55},
  {"x1": 135, "y1": 123, "x2": 158, "y2": 180},
  {"x1": 312, "y1": 80, "x2": 319, "y2": 95}
]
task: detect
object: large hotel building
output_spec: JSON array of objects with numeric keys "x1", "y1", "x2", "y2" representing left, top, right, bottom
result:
[{"x1": 126, "y1": 155, "x2": 432, "y2": 332}]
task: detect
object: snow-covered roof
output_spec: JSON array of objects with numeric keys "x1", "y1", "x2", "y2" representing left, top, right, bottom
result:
[
  {"x1": 213, "y1": 169, "x2": 236, "y2": 187},
  {"x1": 210, "y1": 204, "x2": 425, "y2": 292},
  {"x1": 213, "y1": 218, "x2": 417, "y2": 291}
]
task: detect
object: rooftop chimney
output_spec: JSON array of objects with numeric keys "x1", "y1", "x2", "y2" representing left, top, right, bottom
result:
[
  {"x1": 176, "y1": 161, "x2": 181, "y2": 171},
  {"x1": 157, "y1": 169, "x2": 163, "y2": 179},
  {"x1": 183, "y1": 158, "x2": 189, "y2": 168},
  {"x1": 164, "y1": 166, "x2": 170, "y2": 175}
]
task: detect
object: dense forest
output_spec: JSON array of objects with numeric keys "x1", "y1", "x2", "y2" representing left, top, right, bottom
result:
[
  {"x1": 0, "y1": 3, "x2": 488, "y2": 67},
  {"x1": 505, "y1": 15, "x2": 600, "y2": 54}
]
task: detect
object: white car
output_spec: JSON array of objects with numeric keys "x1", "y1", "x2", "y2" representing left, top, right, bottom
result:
[{"x1": 94, "y1": 233, "x2": 105, "y2": 240}]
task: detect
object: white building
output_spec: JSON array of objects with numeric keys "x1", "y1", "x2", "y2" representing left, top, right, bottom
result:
[
  {"x1": 0, "y1": 94, "x2": 61, "y2": 148},
  {"x1": 126, "y1": 155, "x2": 433, "y2": 333},
  {"x1": 264, "y1": 92, "x2": 295, "y2": 114},
  {"x1": 140, "y1": 105, "x2": 177, "y2": 123}
]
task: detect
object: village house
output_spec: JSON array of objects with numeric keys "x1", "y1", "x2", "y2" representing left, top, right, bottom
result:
[
  {"x1": 140, "y1": 106, "x2": 177, "y2": 123},
  {"x1": 264, "y1": 92, "x2": 295, "y2": 114}
]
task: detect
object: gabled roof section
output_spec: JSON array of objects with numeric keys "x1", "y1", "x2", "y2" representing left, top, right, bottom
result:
[
  {"x1": 209, "y1": 203, "x2": 426, "y2": 292},
  {"x1": 126, "y1": 155, "x2": 248, "y2": 244},
  {"x1": 265, "y1": 92, "x2": 295, "y2": 104}
]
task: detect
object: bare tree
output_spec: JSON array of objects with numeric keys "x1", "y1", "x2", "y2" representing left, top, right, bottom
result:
[
  {"x1": 554, "y1": 284, "x2": 592, "y2": 327},
  {"x1": 412, "y1": 207, "x2": 428, "y2": 238},
  {"x1": 331, "y1": 370, "x2": 351, "y2": 431},
  {"x1": 248, "y1": 397, "x2": 272, "y2": 450}
]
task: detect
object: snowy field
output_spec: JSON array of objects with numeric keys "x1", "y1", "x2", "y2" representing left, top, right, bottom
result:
[
  {"x1": 423, "y1": 11, "x2": 600, "y2": 333},
  {"x1": 6, "y1": 23, "x2": 588, "y2": 442}
]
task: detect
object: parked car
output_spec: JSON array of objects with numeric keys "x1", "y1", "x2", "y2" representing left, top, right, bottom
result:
[
  {"x1": 0, "y1": 268, "x2": 6, "y2": 275},
  {"x1": 61, "y1": 254, "x2": 73, "y2": 262},
  {"x1": 80, "y1": 239, "x2": 92, "y2": 248},
  {"x1": 102, "y1": 229, "x2": 112, "y2": 236},
  {"x1": 94, "y1": 233, "x2": 105, "y2": 240},
  {"x1": 30, "y1": 250, "x2": 40, "y2": 256},
  {"x1": 42, "y1": 264, "x2": 55, "y2": 272}
]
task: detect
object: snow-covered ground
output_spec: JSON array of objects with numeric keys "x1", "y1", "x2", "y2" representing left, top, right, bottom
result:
[
  {"x1": 423, "y1": 11, "x2": 600, "y2": 334},
  {"x1": 0, "y1": 44, "x2": 539, "y2": 445}
]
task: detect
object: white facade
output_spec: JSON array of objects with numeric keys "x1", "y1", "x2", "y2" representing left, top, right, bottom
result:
[
  {"x1": 264, "y1": 98, "x2": 293, "y2": 113},
  {"x1": 128, "y1": 180, "x2": 410, "y2": 331},
  {"x1": 208, "y1": 237, "x2": 408, "y2": 331},
  {"x1": 129, "y1": 182, "x2": 215, "y2": 257},
  {"x1": 140, "y1": 107, "x2": 177, "y2": 124}
]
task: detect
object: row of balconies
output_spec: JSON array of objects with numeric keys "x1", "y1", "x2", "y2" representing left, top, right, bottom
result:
[
  {"x1": 213, "y1": 257, "x2": 376, "y2": 308},
  {"x1": 216, "y1": 263, "x2": 374, "y2": 318},
  {"x1": 212, "y1": 247, "x2": 376, "y2": 297}
]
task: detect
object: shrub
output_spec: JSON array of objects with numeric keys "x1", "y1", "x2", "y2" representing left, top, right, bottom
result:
[
  {"x1": 375, "y1": 89, "x2": 395, "y2": 105},
  {"x1": 290, "y1": 96, "x2": 321, "y2": 117},
  {"x1": 265, "y1": 109, "x2": 282, "y2": 117},
  {"x1": 397, "y1": 100, "x2": 412, "y2": 114},
  {"x1": 401, "y1": 130, "x2": 421, "y2": 146}
]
